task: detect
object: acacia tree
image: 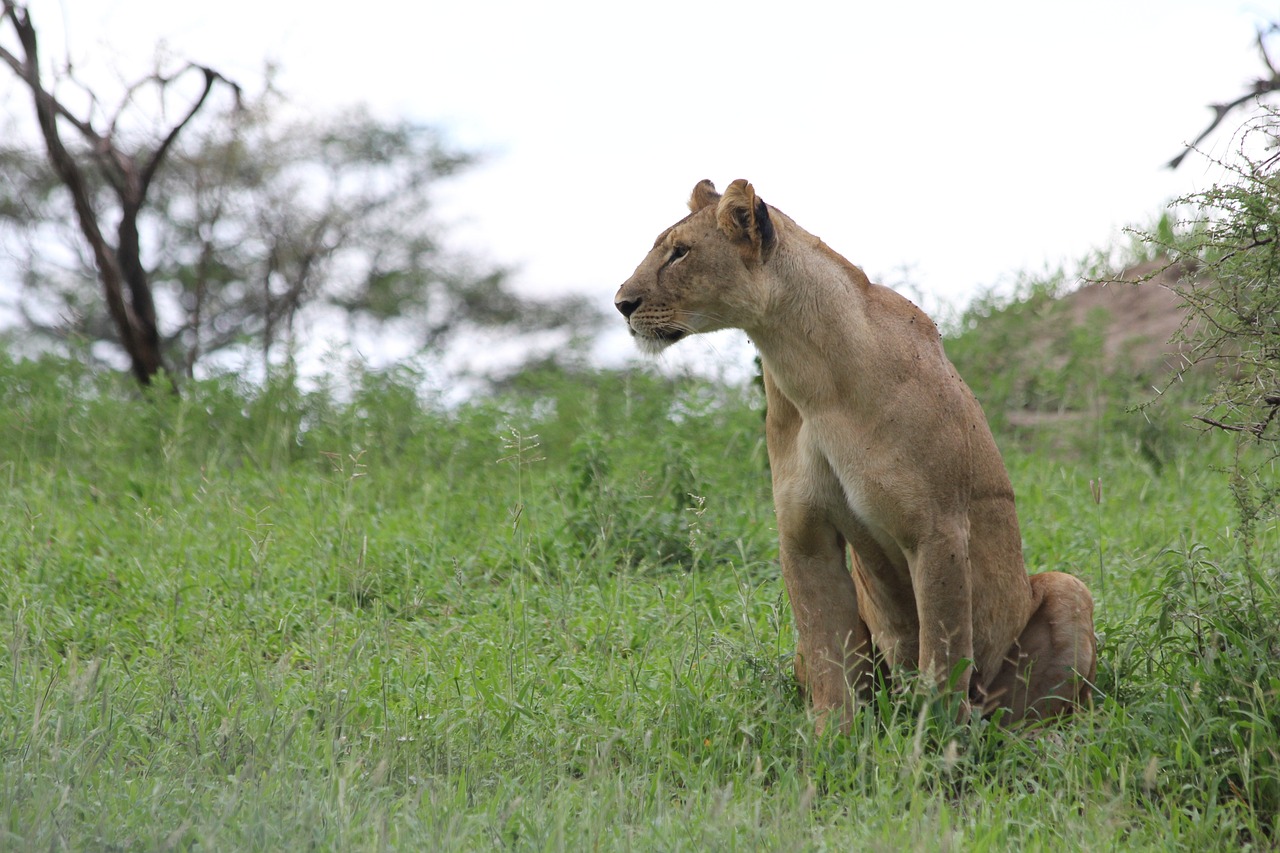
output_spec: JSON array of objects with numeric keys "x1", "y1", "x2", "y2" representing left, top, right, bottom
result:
[
  {"x1": 1152, "y1": 23, "x2": 1280, "y2": 569},
  {"x1": 0, "y1": 1, "x2": 239, "y2": 385},
  {"x1": 1160, "y1": 24, "x2": 1280, "y2": 451},
  {"x1": 1155, "y1": 116, "x2": 1280, "y2": 550}
]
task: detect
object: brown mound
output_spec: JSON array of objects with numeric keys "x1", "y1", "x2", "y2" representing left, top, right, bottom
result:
[
  {"x1": 1057, "y1": 259, "x2": 1195, "y2": 375},
  {"x1": 998, "y1": 258, "x2": 1202, "y2": 431}
]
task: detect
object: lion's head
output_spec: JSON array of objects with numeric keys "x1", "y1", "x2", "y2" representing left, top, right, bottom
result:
[{"x1": 614, "y1": 179, "x2": 778, "y2": 354}]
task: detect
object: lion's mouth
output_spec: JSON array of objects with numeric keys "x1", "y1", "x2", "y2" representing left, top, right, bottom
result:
[
  {"x1": 652, "y1": 327, "x2": 686, "y2": 343},
  {"x1": 629, "y1": 324, "x2": 686, "y2": 353}
]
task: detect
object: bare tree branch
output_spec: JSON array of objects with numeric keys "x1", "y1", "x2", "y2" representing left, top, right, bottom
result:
[
  {"x1": 1170, "y1": 25, "x2": 1280, "y2": 169},
  {"x1": 0, "y1": 29, "x2": 102, "y2": 143},
  {"x1": 2, "y1": 1, "x2": 154, "y2": 382},
  {"x1": 1, "y1": 1, "x2": 238, "y2": 386},
  {"x1": 140, "y1": 64, "x2": 242, "y2": 197}
]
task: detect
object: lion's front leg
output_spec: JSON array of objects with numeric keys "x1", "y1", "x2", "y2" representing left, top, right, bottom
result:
[
  {"x1": 912, "y1": 525, "x2": 976, "y2": 704},
  {"x1": 764, "y1": 367, "x2": 870, "y2": 733},
  {"x1": 776, "y1": 510, "x2": 872, "y2": 734}
]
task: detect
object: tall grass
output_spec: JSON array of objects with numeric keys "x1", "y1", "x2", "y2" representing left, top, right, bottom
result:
[{"x1": 1, "y1": 348, "x2": 1276, "y2": 849}]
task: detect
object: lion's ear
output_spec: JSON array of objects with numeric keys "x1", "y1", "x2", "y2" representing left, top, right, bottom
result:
[
  {"x1": 716, "y1": 179, "x2": 776, "y2": 262},
  {"x1": 688, "y1": 179, "x2": 720, "y2": 212}
]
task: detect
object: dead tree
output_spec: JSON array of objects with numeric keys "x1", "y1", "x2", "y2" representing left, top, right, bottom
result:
[{"x1": 0, "y1": 1, "x2": 238, "y2": 385}]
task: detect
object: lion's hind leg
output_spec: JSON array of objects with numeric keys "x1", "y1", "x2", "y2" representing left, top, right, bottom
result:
[{"x1": 981, "y1": 571, "x2": 1097, "y2": 723}]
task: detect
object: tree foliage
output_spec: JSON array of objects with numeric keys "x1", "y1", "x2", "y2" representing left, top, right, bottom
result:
[{"x1": 142, "y1": 85, "x2": 595, "y2": 376}]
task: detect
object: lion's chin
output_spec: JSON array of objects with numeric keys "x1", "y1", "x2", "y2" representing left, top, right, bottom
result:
[{"x1": 631, "y1": 328, "x2": 686, "y2": 355}]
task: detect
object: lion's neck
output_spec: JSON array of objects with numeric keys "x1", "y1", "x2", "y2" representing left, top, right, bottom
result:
[{"x1": 746, "y1": 240, "x2": 889, "y2": 414}]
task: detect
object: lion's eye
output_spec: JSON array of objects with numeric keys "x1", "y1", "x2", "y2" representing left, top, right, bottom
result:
[{"x1": 669, "y1": 245, "x2": 690, "y2": 262}]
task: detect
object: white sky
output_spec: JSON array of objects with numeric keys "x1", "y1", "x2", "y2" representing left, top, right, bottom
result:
[{"x1": 2, "y1": 0, "x2": 1273, "y2": 373}]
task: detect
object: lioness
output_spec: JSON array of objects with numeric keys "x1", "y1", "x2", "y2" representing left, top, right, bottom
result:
[{"x1": 615, "y1": 179, "x2": 1096, "y2": 730}]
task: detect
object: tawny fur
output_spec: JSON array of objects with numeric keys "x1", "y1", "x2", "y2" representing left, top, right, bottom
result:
[{"x1": 615, "y1": 180, "x2": 1097, "y2": 731}]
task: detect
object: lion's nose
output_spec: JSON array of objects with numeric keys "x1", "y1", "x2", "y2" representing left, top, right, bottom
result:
[{"x1": 615, "y1": 297, "x2": 642, "y2": 319}]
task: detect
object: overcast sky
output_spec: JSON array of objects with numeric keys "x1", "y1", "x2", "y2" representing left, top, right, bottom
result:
[{"x1": 2, "y1": 0, "x2": 1272, "y2": 372}]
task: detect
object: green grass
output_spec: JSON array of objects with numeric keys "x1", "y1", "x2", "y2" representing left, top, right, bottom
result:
[{"x1": 1, "y1": 350, "x2": 1277, "y2": 850}]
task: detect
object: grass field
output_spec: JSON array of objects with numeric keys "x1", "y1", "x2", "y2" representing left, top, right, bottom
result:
[{"x1": 2, "y1": 347, "x2": 1277, "y2": 850}]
